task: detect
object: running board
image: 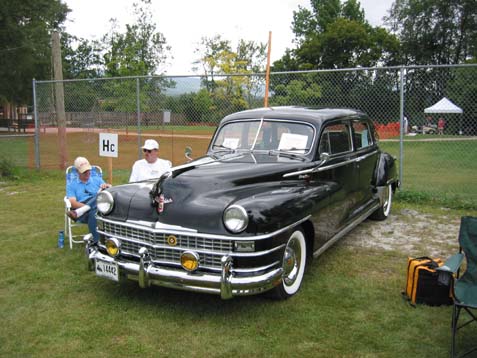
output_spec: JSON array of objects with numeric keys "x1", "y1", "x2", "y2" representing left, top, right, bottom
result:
[{"x1": 313, "y1": 203, "x2": 380, "y2": 258}]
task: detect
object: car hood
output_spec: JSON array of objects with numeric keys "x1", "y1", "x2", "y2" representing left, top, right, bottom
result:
[{"x1": 103, "y1": 154, "x2": 314, "y2": 234}]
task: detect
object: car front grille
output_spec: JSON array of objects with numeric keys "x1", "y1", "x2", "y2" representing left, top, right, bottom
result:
[{"x1": 99, "y1": 219, "x2": 233, "y2": 270}]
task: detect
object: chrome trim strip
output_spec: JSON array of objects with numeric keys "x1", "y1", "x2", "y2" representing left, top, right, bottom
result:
[
  {"x1": 282, "y1": 166, "x2": 316, "y2": 178},
  {"x1": 283, "y1": 149, "x2": 378, "y2": 178},
  {"x1": 98, "y1": 215, "x2": 311, "y2": 241},
  {"x1": 316, "y1": 158, "x2": 355, "y2": 171},
  {"x1": 355, "y1": 150, "x2": 378, "y2": 162},
  {"x1": 313, "y1": 202, "x2": 380, "y2": 258},
  {"x1": 229, "y1": 261, "x2": 281, "y2": 273}
]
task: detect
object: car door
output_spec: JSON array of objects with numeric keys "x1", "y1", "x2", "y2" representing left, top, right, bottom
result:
[
  {"x1": 311, "y1": 120, "x2": 356, "y2": 245},
  {"x1": 351, "y1": 119, "x2": 379, "y2": 215}
]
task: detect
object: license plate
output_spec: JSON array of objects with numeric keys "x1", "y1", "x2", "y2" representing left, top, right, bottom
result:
[{"x1": 95, "y1": 259, "x2": 119, "y2": 282}]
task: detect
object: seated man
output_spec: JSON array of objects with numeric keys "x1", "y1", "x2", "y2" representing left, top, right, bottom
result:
[
  {"x1": 66, "y1": 156, "x2": 111, "y2": 243},
  {"x1": 129, "y1": 139, "x2": 172, "y2": 182}
]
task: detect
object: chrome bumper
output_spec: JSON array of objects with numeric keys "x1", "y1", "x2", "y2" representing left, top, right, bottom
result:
[{"x1": 86, "y1": 243, "x2": 283, "y2": 299}]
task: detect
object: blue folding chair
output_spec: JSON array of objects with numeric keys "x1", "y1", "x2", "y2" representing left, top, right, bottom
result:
[
  {"x1": 64, "y1": 165, "x2": 102, "y2": 249},
  {"x1": 437, "y1": 216, "x2": 477, "y2": 357}
]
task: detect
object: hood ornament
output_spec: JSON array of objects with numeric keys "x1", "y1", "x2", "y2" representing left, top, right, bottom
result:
[{"x1": 150, "y1": 171, "x2": 172, "y2": 214}]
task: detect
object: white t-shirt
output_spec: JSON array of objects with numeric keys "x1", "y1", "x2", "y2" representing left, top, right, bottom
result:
[{"x1": 129, "y1": 158, "x2": 172, "y2": 182}]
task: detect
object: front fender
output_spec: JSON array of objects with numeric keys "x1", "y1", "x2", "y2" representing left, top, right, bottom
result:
[
  {"x1": 373, "y1": 152, "x2": 398, "y2": 188},
  {"x1": 235, "y1": 182, "x2": 329, "y2": 235}
]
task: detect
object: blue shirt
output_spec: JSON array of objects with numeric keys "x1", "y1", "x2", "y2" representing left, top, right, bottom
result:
[{"x1": 66, "y1": 175, "x2": 105, "y2": 203}]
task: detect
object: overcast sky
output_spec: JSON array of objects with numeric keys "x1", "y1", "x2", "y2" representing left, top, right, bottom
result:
[{"x1": 64, "y1": 0, "x2": 394, "y2": 75}]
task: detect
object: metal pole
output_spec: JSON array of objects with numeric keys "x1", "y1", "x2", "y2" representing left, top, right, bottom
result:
[
  {"x1": 136, "y1": 78, "x2": 141, "y2": 159},
  {"x1": 399, "y1": 66, "x2": 404, "y2": 188},
  {"x1": 32, "y1": 78, "x2": 40, "y2": 169}
]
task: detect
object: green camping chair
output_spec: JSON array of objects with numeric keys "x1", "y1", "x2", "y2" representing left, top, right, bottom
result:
[{"x1": 437, "y1": 216, "x2": 477, "y2": 358}]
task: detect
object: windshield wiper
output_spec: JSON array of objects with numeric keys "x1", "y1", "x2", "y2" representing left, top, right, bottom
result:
[
  {"x1": 269, "y1": 149, "x2": 309, "y2": 160},
  {"x1": 211, "y1": 144, "x2": 236, "y2": 152}
]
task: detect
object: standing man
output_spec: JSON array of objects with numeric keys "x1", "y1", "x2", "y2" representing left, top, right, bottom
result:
[
  {"x1": 437, "y1": 117, "x2": 446, "y2": 135},
  {"x1": 129, "y1": 139, "x2": 172, "y2": 182},
  {"x1": 66, "y1": 156, "x2": 111, "y2": 243}
]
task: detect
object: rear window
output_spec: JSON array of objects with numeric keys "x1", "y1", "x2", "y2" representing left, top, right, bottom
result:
[{"x1": 352, "y1": 121, "x2": 373, "y2": 150}]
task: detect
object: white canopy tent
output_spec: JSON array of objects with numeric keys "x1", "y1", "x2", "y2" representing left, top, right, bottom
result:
[
  {"x1": 424, "y1": 97, "x2": 464, "y2": 134},
  {"x1": 424, "y1": 97, "x2": 463, "y2": 114}
]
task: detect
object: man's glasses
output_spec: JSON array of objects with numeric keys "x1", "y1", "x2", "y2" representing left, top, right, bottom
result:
[{"x1": 143, "y1": 149, "x2": 155, "y2": 153}]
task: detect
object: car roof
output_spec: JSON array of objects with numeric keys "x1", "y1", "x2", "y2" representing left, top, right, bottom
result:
[{"x1": 221, "y1": 106, "x2": 366, "y2": 126}]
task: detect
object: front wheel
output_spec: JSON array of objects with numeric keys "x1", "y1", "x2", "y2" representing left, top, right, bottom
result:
[
  {"x1": 270, "y1": 229, "x2": 307, "y2": 300},
  {"x1": 370, "y1": 183, "x2": 393, "y2": 221}
]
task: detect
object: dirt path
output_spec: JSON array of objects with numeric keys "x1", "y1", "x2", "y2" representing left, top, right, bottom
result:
[{"x1": 342, "y1": 208, "x2": 461, "y2": 258}]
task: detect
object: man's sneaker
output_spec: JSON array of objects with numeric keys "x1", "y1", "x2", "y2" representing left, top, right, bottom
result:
[{"x1": 67, "y1": 210, "x2": 78, "y2": 221}]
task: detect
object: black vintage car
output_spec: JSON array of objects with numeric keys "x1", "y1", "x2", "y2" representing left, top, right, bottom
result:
[{"x1": 88, "y1": 106, "x2": 399, "y2": 299}]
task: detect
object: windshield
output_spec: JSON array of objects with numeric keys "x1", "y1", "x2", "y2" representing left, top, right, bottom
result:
[{"x1": 211, "y1": 120, "x2": 315, "y2": 154}]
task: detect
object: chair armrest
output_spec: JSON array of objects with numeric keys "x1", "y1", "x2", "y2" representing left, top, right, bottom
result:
[
  {"x1": 64, "y1": 196, "x2": 72, "y2": 210},
  {"x1": 436, "y1": 253, "x2": 464, "y2": 274}
]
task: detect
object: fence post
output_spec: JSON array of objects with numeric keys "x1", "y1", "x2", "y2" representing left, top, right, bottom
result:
[
  {"x1": 399, "y1": 66, "x2": 404, "y2": 188},
  {"x1": 32, "y1": 78, "x2": 40, "y2": 169},
  {"x1": 136, "y1": 77, "x2": 142, "y2": 159}
]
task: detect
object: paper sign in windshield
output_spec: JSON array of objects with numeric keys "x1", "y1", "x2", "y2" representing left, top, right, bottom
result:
[
  {"x1": 278, "y1": 133, "x2": 308, "y2": 153},
  {"x1": 222, "y1": 138, "x2": 240, "y2": 149}
]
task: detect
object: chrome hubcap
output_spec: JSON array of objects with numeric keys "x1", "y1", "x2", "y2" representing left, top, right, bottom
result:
[
  {"x1": 283, "y1": 238, "x2": 301, "y2": 286},
  {"x1": 383, "y1": 184, "x2": 392, "y2": 216}
]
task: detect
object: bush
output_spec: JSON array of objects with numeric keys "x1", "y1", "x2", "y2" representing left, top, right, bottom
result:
[{"x1": 0, "y1": 157, "x2": 18, "y2": 179}]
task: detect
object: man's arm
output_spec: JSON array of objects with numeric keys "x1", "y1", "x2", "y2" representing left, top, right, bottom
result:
[{"x1": 68, "y1": 197, "x2": 86, "y2": 209}]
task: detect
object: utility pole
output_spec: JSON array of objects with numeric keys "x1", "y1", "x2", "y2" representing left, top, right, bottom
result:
[
  {"x1": 264, "y1": 31, "x2": 272, "y2": 107},
  {"x1": 52, "y1": 31, "x2": 67, "y2": 169}
]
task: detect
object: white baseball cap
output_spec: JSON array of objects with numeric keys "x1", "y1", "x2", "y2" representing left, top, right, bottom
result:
[
  {"x1": 74, "y1": 156, "x2": 92, "y2": 174},
  {"x1": 142, "y1": 139, "x2": 159, "y2": 150}
]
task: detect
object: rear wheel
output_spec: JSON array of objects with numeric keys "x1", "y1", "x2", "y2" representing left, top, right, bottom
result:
[
  {"x1": 370, "y1": 183, "x2": 393, "y2": 221},
  {"x1": 270, "y1": 228, "x2": 307, "y2": 299}
]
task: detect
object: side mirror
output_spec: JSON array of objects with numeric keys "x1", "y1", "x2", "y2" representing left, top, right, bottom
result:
[
  {"x1": 185, "y1": 146, "x2": 193, "y2": 162},
  {"x1": 319, "y1": 152, "x2": 330, "y2": 164}
]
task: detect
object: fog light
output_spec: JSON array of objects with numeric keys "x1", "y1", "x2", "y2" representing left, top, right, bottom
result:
[
  {"x1": 105, "y1": 238, "x2": 120, "y2": 257},
  {"x1": 181, "y1": 251, "x2": 200, "y2": 272},
  {"x1": 234, "y1": 240, "x2": 255, "y2": 252}
]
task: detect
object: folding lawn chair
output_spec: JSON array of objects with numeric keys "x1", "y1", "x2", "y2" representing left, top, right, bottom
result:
[
  {"x1": 437, "y1": 216, "x2": 477, "y2": 358},
  {"x1": 64, "y1": 165, "x2": 102, "y2": 249}
]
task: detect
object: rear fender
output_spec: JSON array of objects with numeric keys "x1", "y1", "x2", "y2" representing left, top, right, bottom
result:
[{"x1": 373, "y1": 152, "x2": 399, "y2": 189}]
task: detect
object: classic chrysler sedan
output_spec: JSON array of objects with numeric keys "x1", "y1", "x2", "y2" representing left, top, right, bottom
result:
[{"x1": 87, "y1": 106, "x2": 399, "y2": 299}]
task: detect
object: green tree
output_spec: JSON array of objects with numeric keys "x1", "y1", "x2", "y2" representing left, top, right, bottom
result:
[
  {"x1": 102, "y1": 0, "x2": 170, "y2": 77},
  {"x1": 194, "y1": 35, "x2": 267, "y2": 114},
  {"x1": 0, "y1": 0, "x2": 69, "y2": 105},
  {"x1": 270, "y1": 0, "x2": 400, "y2": 112},
  {"x1": 61, "y1": 33, "x2": 103, "y2": 79},
  {"x1": 271, "y1": 78, "x2": 323, "y2": 106},
  {"x1": 283, "y1": 0, "x2": 400, "y2": 70},
  {"x1": 385, "y1": 0, "x2": 477, "y2": 65},
  {"x1": 193, "y1": 35, "x2": 232, "y2": 93}
]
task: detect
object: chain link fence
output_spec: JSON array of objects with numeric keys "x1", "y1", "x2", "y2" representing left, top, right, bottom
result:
[{"x1": 29, "y1": 64, "x2": 477, "y2": 200}]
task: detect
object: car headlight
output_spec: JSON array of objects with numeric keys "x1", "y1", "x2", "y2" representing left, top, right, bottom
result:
[
  {"x1": 223, "y1": 205, "x2": 248, "y2": 233},
  {"x1": 97, "y1": 190, "x2": 114, "y2": 215}
]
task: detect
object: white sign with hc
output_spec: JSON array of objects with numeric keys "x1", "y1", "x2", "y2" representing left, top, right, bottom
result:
[{"x1": 99, "y1": 133, "x2": 118, "y2": 158}]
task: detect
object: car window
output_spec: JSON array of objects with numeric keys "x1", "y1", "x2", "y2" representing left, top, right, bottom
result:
[
  {"x1": 352, "y1": 121, "x2": 373, "y2": 150},
  {"x1": 212, "y1": 121, "x2": 260, "y2": 150},
  {"x1": 319, "y1": 123, "x2": 351, "y2": 155}
]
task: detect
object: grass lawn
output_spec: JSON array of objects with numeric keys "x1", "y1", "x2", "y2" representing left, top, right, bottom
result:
[
  {"x1": 379, "y1": 138, "x2": 477, "y2": 201},
  {"x1": 1, "y1": 170, "x2": 477, "y2": 357}
]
